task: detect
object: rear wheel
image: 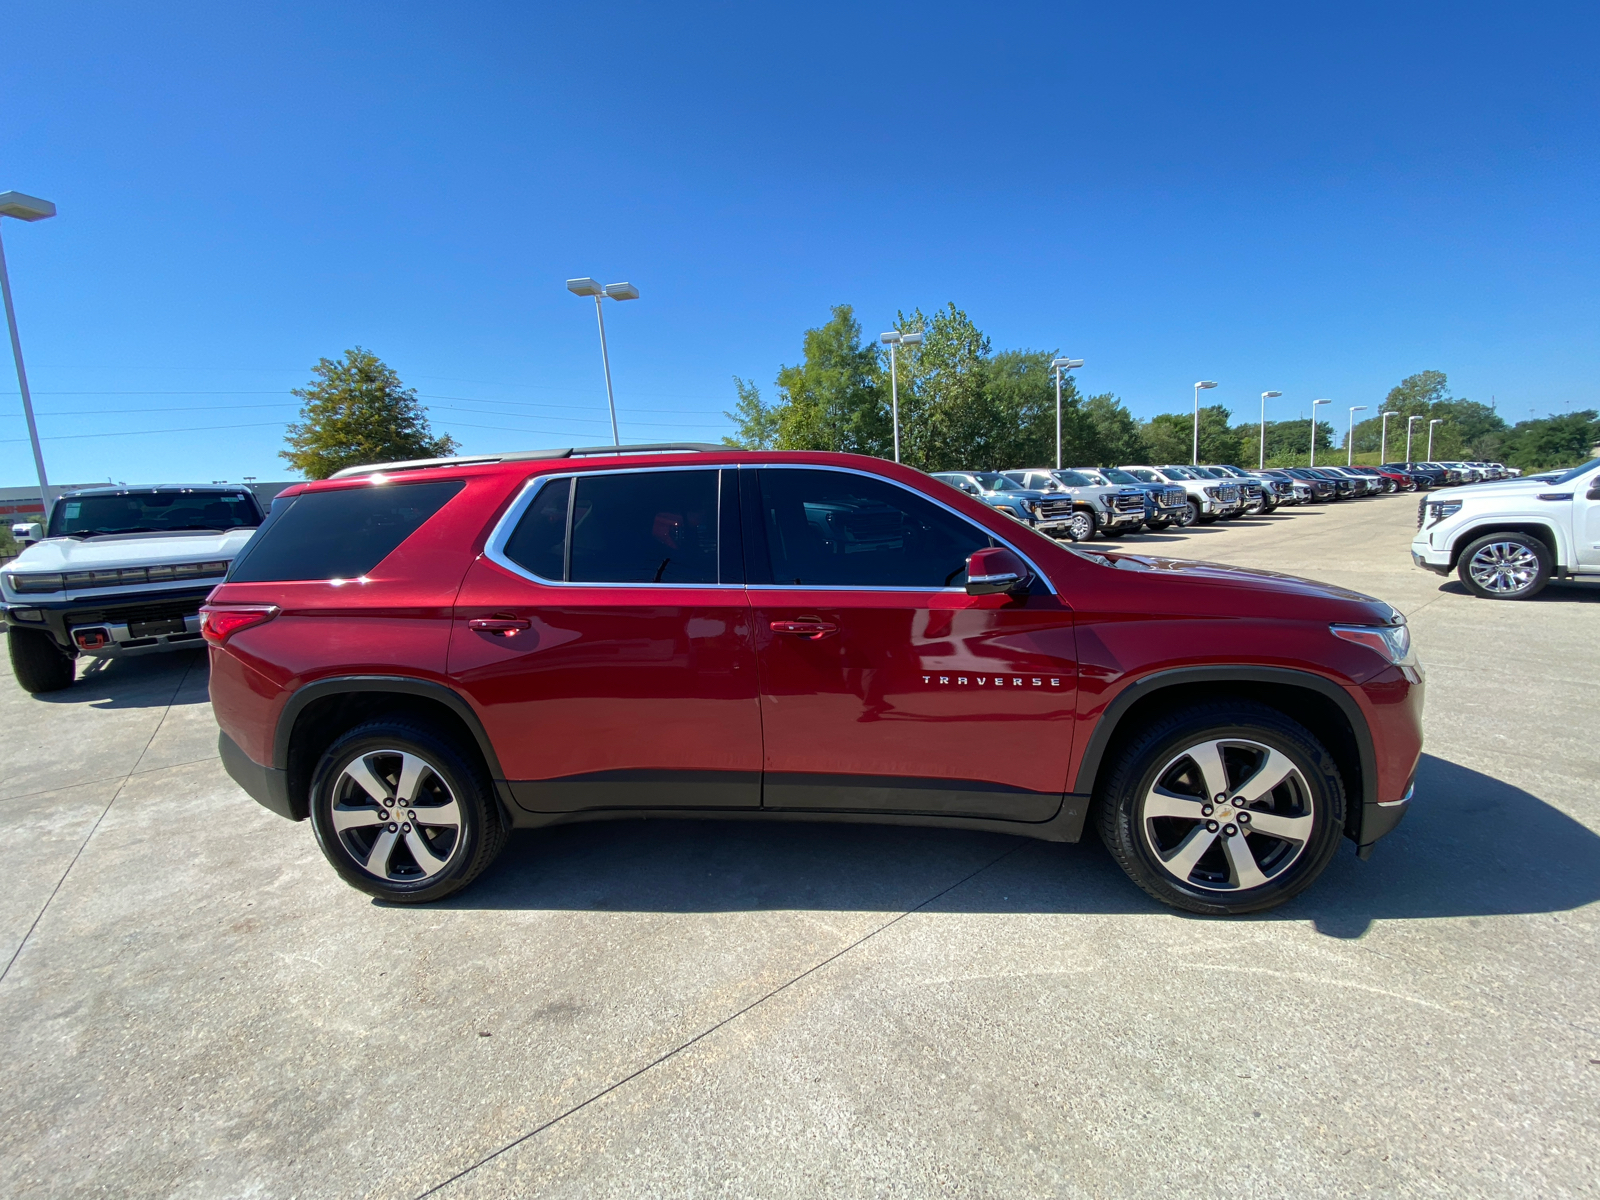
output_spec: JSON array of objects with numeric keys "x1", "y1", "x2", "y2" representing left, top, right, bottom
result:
[
  {"x1": 1456, "y1": 532, "x2": 1550, "y2": 600},
  {"x1": 1095, "y1": 702, "x2": 1346, "y2": 915},
  {"x1": 310, "y1": 720, "x2": 507, "y2": 902},
  {"x1": 8, "y1": 627, "x2": 75, "y2": 694}
]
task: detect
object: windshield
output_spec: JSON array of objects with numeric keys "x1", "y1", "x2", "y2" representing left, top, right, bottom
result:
[
  {"x1": 1051, "y1": 470, "x2": 1096, "y2": 487},
  {"x1": 1099, "y1": 468, "x2": 1140, "y2": 485},
  {"x1": 1552, "y1": 457, "x2": 1600, "y2": 485},
  {"x1": 1123, "y1": 468, "x2": 1160, "y2": 483},
  {"x1": 972, "y1": 472, "x2": 1025, "y2": 492},
  {"x1": 1160, "y1": 466, "x2": 1196, "y2": 480},
  {"x1": 49, "y1": 490, "x2": 261, "y2": 538}
]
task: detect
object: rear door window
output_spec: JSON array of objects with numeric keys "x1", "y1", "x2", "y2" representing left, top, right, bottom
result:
[
  {"x1": 501, "y1": 469, "x2": 724, "y2": 585},
  {"x1": 228, "y1": 480, "x2": 464, "y2": 582}
]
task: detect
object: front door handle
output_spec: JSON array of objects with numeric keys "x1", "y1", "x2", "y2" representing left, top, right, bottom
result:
[
  {"x1": 770, "y1": 619, "x2": 837, "y2": 640},
  {"x1": 469, "y1": 617, "x2": 532, "y2": 636}
]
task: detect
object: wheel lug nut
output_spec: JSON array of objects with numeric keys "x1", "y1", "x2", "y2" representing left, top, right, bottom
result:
[
  {"x1": 1214, "y1": 794, "x2": 1226, "y2": 804},
  {"x1": 1201, "y1": 804, "x2": 1213, "y2": 817},
  {"x1": 1232, "y1": 798, "x2": 1244, "y2": 808},
  {"x1": 388, "y1": 822, "x2": 398, "y2": 832},
  {"x1": 1205, "y1": 820, "x2": 1219, "y2": 833},
  {"x1": 402, "y1": 823, "x2": 411, "y2": 832},
  {"x1": 1238, "y1": 812, "x2": 1251, "y2": 823},
  {"x1": 1224, "y1": 824, "x2": 1237, "y2": 836}
]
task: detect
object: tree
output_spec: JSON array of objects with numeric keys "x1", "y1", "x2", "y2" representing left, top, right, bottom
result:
[
  {"x1": 976, "y1": 348, "x2": 1065, "y2": 469},
  {"x1": 282, "y1": 348, "x2": 456, "y2": 479},
  {"x1": 722, "y1": 376, "x2": 780, "y2": 449},
  {"x1": 772, "y1": 305, "x2": 889, "y2": 456},
  {"x1": 1079, "y1": 393, "x2": 1149, "y2": 466},
  {"x1": 897, "y1": 303, "x2": 993, "y2": 471},
  {"x1": 1500, "y1": 410, "x2": 1600, "y2": 470},
  {"x1": 1141, "y1": 404, "x2": 1241, "y2": 465},
  {"x1": 1347, "y1": 370, "x2": 1507, "y2": 460},
  {"x1": 1238, "y1": 417, "x2": 1334, "y2": 466}
]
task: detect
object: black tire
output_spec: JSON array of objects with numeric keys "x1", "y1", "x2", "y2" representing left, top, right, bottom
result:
[
  {"x1": 1456, "y1": 532, "x2": 1551, "y2": 601},
  {"x1": 1196, "y1": 512, "x2": 1218, "y2": 524},
  {"x1": 1095, "y1": 701, "x2": 1346, "y2": 915},
  {"x1": 9, "y1": 627, "x2": 75, "y2": 694},
  {"x1": 1148, "y1": 518, "x2": 1172, "y2": 531},
  {"x1": 1176, "y1": 501, "x2": 1199, "y2": 526},
  {"x1": 309, "y1": 720, "x2": 508, "y2": 903},
  {"x1": 1064, "y1": 510, "x2": 1095, "y2": 542}
]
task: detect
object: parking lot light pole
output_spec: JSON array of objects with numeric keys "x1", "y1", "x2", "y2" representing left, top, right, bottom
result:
[
  {"x1": 0, "y1": 191, "x2": 57, "y2": 515},
  {"x1": 1379, "y1": 410, "x2": 1393, "y2": 464},
  {"x1": 1051, "y1": 356, "x2": 1084, "y2": 468},
  {"x1": 1192, "y1": 381, "x2": 1218, "y2": 464},
  {"x1": 880, "y1": 329, "x2": 925, "y2": 464},
  {"x1": 1406, "y1": 414, "x2": 1423, "y2": 461},
  {"x1": 1347, "y1": 405, "x2": 1367, "y2": 465},
  {"x1": 566, "y1": 277, "x2": 639, "y2": 446},
  {"x1": 1309, "y1": 399, "x2": 1331, "y2": 466},
  {"x1": 1259, "y1": 390, "x2": 1282, "y2": 469},
  {"x1": 1428, "y1": 418, "x2": 1443, "y2": 460}
]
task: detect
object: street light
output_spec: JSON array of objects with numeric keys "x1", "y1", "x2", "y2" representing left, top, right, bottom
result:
[
  {"x1": 1428, "y1": 418, "x2": 1443, "y2": 460},
  {"x1": 1406, "y1": 414, "x2": 1423, "y2": 461},
  {"x1": 1259, "y1": 390, "x2": 1282, "y2": 469},
  {"x1": 1192, "y1": 381, "x2": 1218, "y2": 465},
  {"x1": 566, "y1": 277, "x2": 640, "y2": 446},
  {"x1": 1378, "y1": 410, "x2": 1394, "y2": 464},
  {"x1": 1050, "y1": 356, "x2": 1084, "y2": 468},
  {"x1": 0, "y1": 191, "x2": 57, "y2": 515},
  {"x1": 880, "y1": 329, "x2": 925, "y2": 463},
  {"x1": 1309, "y1": 399, "x2": 1331, "y2": 466},
  {"x1": 1347, "y1": 405, "x2": 1368, "y2": 465}
]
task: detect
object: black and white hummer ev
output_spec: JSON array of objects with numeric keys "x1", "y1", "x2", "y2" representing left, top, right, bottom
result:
[{"x1": 2, "y1": 485, "x2": 265, "y2": 693}]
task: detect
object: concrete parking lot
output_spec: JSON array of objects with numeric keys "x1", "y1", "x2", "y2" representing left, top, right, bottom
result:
[{"x1": 1, "y1": 492, "x2": 1596, "y2": 1199}]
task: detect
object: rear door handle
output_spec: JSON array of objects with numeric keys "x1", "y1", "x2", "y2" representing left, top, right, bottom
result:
[
  {"x1": 770, "y1": 619, "x2": 837, "y2": 640},
  {"x1": 469, "y1": 617, "x2": 532, "y2": 635}
]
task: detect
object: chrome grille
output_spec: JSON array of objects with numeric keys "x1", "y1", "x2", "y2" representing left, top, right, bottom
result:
[
  {"x1": 1242, "y1": 483, "x2": 1263, "y2": 500},
  {"x1": 1161, "y1": 487, "x2": 1186, "y2": 508},
  {"x1": 1417, "y1": 498, "x2": 1426, "y2": 529},
  {"x1": 1216, "y1": 485, "x2": 1240, "y2": 504},
  {"x1": 1113, "y1": 491, "x2": 1145, "y2": 513},
  {"x1": 1037, "y1": 499, "x2": 1073, "y2": 519}
]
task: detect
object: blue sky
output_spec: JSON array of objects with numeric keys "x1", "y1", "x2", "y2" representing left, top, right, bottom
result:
[{"x1": 1, "y1": 2, "x2": 1596, "y2": 485}]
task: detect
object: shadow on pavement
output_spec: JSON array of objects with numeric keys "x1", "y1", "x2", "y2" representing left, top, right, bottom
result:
[
  {"x1": 445, "y1": 754, "x2": 1600, "y2": 938},
  {"x1": 28, "y1": 650, "x2": 208, "y2": 709},
  {"x1": 1436, "y1": 579, "x2": 1600, "y2": 604}
]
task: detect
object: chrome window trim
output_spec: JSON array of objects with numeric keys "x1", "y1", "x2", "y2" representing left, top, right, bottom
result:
[
  {"x1": 482, "y1": 461, "x2": 1056, "y2": 596},
  {"x1": 484, "y1": 464, "x2": 741, "y2": 590}
]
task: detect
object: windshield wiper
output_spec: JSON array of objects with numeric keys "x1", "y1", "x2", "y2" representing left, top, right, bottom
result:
[{"x1": 62, "y1": 526, "x2": 159, "y2": 539}]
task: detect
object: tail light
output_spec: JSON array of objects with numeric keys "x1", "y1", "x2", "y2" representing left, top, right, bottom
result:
[{"x1": 200, "y1": 605, "x2": 279, "y2": 644}]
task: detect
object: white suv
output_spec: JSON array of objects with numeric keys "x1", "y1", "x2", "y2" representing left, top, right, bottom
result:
[{"x1": 1410, "y1": 458, "x2": 1600, "y2": 599}]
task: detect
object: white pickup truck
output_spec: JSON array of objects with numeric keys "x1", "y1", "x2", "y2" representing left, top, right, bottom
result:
[
  {"x1": 2, "y1": 485, "x2": 266, "y2": 692},
  {"x1": 1410, "y1": 456, "x2": 1600, "y2": 599}
]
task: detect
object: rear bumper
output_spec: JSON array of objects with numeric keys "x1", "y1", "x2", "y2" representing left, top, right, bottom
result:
[{"x1": 219, "y1": 730, "x2": 298, "y2": 821}]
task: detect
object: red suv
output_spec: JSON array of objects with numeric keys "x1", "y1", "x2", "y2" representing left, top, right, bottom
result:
[{"x1": 205, "y1": 445, "x2": 1423, "y2": 915}]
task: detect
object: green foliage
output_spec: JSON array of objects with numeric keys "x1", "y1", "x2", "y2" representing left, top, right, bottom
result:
[
  {"x1": 977, "y1": 348, "x2": 1071, "y2": 470},
  {"x1": 897, "y1": 303, "x2": 993, "y2": 471},
  {"x1": 1077, "y1": 393, "x2": 1149, "y2": 467},
  {"x1": 1347, "y1": 370, "x2": 1508, "y2": 461},
  {"x1": 1235, "y1": 418, "x2": 1335, "y2": 467},
  {"x1": 281, "y1": 348, "x2": 457, "y2": 479},
  {"x1": 1500, "y1": 410, "x2": 1600, "y2": 470},
  {"x1": 721, "y1": 376, "x2": 780, "y2": 449},
  {"x1": 772, "y1": 305, "x2": 889, "y2": 456},
  {"x1": 1140, "y1": 405, "x2": 1241, "y2": 465}
]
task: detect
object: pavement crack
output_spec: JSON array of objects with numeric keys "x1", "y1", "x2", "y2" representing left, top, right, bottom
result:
[
  {"x1": 413, "y1": 840, "x2": 1026, "y2": 1199},
  {"x1": 0, "y1": 657, "x2": 196, "y2": 987}
]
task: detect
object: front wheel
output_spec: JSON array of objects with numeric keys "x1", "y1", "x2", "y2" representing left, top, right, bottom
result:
[
  {"x1": 1176, "y1": 501, "x2": 1199, "y2": 527},
  {"x1": 310, "y1": 720, "x2": 508, "y2": 902},
  {"x1": 8, "y1": 627, "x2": 75, "y2": 694},
  {"x1": 1457, "y1": 532, "x2": 1550, "y2": 600},
  {"x1": 1095, "y1": 702, "x2": 1346, "y2": 915},
  {"x1": 1064, "y1": 510, "x2": 1095, "y2": 542},
  {"x1": 1147, "y1": 518, "x2": 1172, "y2": 531}
]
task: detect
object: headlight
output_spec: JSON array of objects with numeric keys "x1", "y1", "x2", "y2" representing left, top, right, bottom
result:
[
  {"x1": 1204, "y1": 487, "x2": 1221, "y2": 498},
  {"x1": 1331, "y1": 621, "x2": 1415, "y2": 666},
  {"x1": 5, "y1": 572, "x2": 64, "y2": 593},
  {"x1": 1425, "y1": 500, "x2": 1462, "y2": 526}
]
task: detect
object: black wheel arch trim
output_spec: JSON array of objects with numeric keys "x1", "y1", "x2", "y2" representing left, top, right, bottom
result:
[
  {"x1": 273, "y1": 674, "x2": 508, "y2": 783},
  {"x1": 1071, "y1": 664, "x2": 1379, "y2": 821}
]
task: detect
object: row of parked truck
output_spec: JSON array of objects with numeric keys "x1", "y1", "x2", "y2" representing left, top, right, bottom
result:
[{"x1": 931, "y1": 459, "x2": 1518, "y2": 542}]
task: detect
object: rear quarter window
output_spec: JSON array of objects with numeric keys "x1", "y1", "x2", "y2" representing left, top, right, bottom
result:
[{"x1": 228, "y1": 480, "x2": 465, "y2": 582}]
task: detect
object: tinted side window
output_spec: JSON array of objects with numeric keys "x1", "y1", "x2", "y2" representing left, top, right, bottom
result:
[
  {"x1": 228, "y1": 480, "x2": 464, "y2": 582},
  {"x1": 501, "y1": 477, "x2": 571, "y2": 580},
  {"x1": 572, "y1": 470, "x2": 718, "y2": 584},
  {"x1": 752, "y1": 468, "x2": 991, "y2": 588}
]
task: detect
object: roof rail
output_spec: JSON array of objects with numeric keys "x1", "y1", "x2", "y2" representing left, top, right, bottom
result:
[{"x1": 327, "y1": 443, "x2": 727, "y2": 480}]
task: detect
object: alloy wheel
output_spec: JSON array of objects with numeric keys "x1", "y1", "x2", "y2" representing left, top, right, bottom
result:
[
  {"x1": 1467, "y1": 541, "x2": 1541, "y2": 596},
  {"x1": 1138, "y1": 737, "x2": 1314, "y2": 893},
  {"x1": 1066, "y1": 511, "x2": 1095, "y2": 541},
  {"x1": 329, "y1": 749, "x2": 463, "y2": 882}
]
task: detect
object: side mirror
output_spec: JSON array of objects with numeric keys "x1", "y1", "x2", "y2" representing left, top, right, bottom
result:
[
  {"x1": 12, "y1": 521, "x2": 42, "y2": 545},
  {"x1": 965, "y1": 547, "x2": 1031, "y2": 597}
]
